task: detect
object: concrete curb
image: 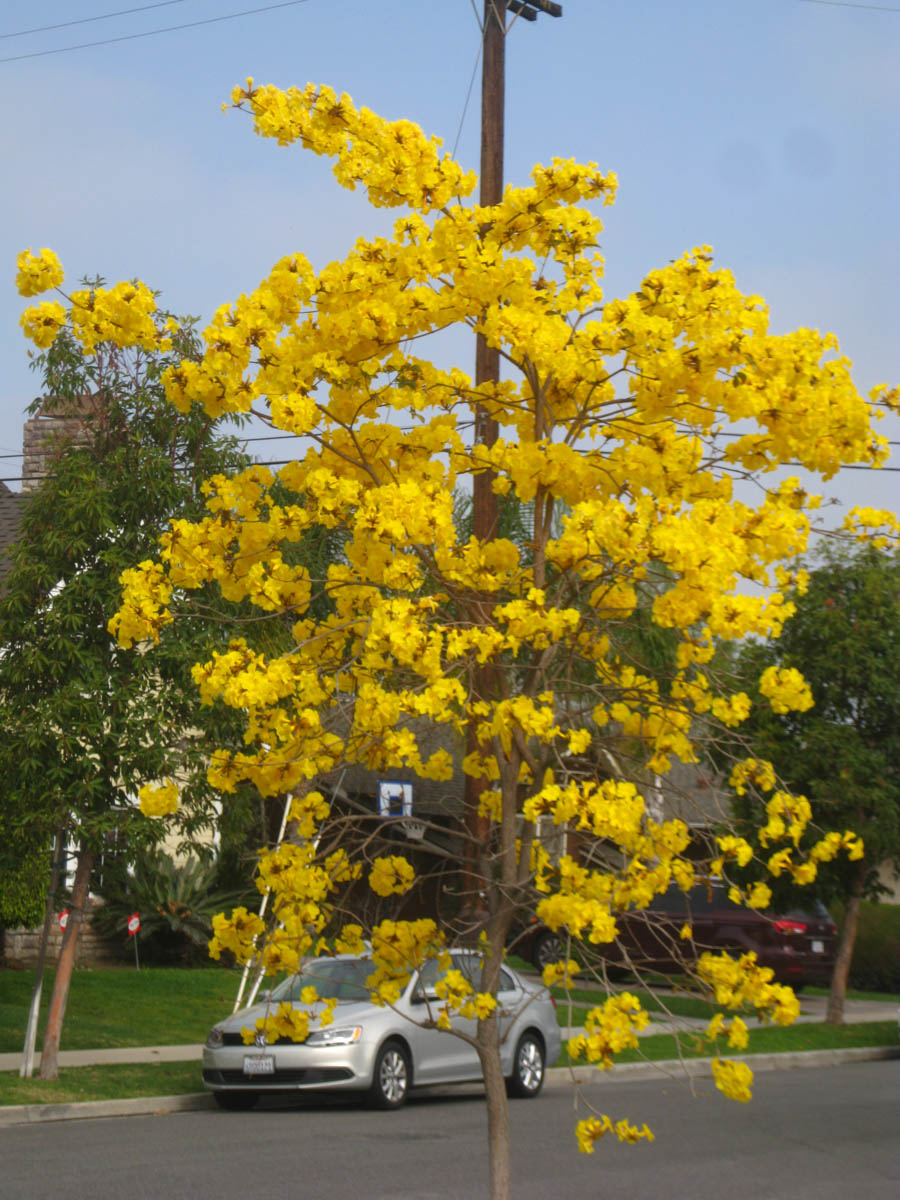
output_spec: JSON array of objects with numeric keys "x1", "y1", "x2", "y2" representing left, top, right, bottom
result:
[
  {"x1": 0, "y1": 1091, "x2": 211, "y2": 1128},
  {"x1": 1, "y1": 1045, "x2": 897, "y2": 1128},
  {"x1": 544, "y1": 1043, "x2": 900, "y2": 1087}
]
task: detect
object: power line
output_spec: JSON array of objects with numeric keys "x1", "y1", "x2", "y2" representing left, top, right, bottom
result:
[
  {"x1": 452, "y1": 37, "x2": 483, "y2": 161},
  {"x1": 4, "y1": 458, "x2": 900, "y2": 488},
  {"x1": 799, "y1": 1, "x2": 900, "y2": 12},
  {"x1": 256, "y1": 459, "x2": 900, "y2": 473},
  {"x1": 1, "y1": 2, "x2": 189, "y2": 42},
  {"x1": 3, "y1": 429, "x2": 899, "y2": 462},
  {"x1": 0, "y1": 0, "x2": 311, "y2": 64}
]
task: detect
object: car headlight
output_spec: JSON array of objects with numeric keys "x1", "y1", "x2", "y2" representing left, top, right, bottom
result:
[
  {"x1": 206, "y1": 1026, "x2": 224, "y2": 1049},
  {"x1": 305, "y1": 1025, "x2": 362, "y2": 1047}
]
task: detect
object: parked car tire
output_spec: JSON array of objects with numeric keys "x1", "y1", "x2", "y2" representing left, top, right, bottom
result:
[
  {"x1": 214, "y1": 1090, "x2": 259, "y2": 1111},
  {"x1": 367, "y1": 1039, "x2": 411, "y2": 1109},
  {"x1": 506, "y1": 1031, "x2": 545, "y2": 1099},
  {"x1": 530, "y1": 930, "x2": 564, "y2": 972}
]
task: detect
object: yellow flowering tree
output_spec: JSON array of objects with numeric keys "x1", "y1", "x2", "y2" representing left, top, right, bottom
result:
[{"x1": 19, "y1": 80, "x2": 899, "y2": 1195}]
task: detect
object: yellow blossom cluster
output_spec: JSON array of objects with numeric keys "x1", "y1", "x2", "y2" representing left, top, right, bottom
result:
[
  {"x1": 18, "y1": 264, "x2": 169, "y2": 359},
  {"x1": 432, "y1": 968, "x2": 497, "y2": 1025},
  {"x1": 727, "y1": 882, "x2": 773, "y2": 911},
  {"x1": 67, "y1": 281, "x2": 161, "y2": 354},
  {"x1": 137, "y1": 781, "x2": 179, "y2": 817},
  {"x1": 231, "y1": 80, "x2": 477, "y2": 212},
  {"x1": 334, "y1": 924, "x2": 367, "y2": 956},
  {"x1": 19, "y1": 300, "x2": 67, "y2": 349},
  {"x1": 843, "y1": 505, "x2": 900, "y2": 548},
  {"x1": 710, "y1": 1058, "x2": 754, "y2": 1103},
  {"x1": 729, "y1": 757, "x2": 777, "y2": 796},
  {"x1": 758, "y1": 666, "x2": 814, "y2": 714},
  {"x1": 208, "y1": 906, "x2": 266, "y2": 963},
  {"x1": 705, "y1": 1012, "x2": 750, "y2": 1051},
  {"x1": 696, "y1": 951, "x2": 800, "y2": 1026},
  {"x1": 241, "y1": 987, "x2": 339, "y2": 1048},
  {"x1": 15, "y1": 247, "x2": 64, "y2": 297},
  {"x1": 207, "y1": 832, "x2": 360, "y2": 977},
  {"x1": 576, "y1": 1115, "x2": 654, "y2": 1153},
  {"x1": 368, "y1": 855, "x2": 416, "y2": 897},
  {"x1": 109, "y1": 561, "x2": 174, "y2": 648},
  {"x1": 241, "y1": 1001, "x2": 310, "y2": 1046},
  {"x1": 542, "y1": 959, "x2": 581, "y2": 988},
  {"x1": 367, "y1": 919, "x2": 447, "y2": 1007},
  {"x1": 287, "y1": 790, "x2": 330, "y2": 839},
  {"x1": 567, "y1": 993, "x2": 650, "y2": 1070}
]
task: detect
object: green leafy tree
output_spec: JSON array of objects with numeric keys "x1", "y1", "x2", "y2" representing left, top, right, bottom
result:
[
  {"x1": 0, "y1": 297, "x2": 252, "y2": 1078},
  {"x1": 733, "y1": 543, "x2": 900, "y2": 1022}
]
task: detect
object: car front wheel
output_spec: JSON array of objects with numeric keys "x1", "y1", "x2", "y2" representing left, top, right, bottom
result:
[
  {"x1": 367, "y1": 1040, "x2": 411, "y2": 1109},
  {"x1": 506, "y1": 1032, "x2": 545, "y2": 1099}
]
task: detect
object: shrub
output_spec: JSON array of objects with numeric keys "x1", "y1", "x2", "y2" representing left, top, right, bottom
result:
[
  {"x1": 93, "y1": 849, "x2": 249, "y2": 965},
  {"x1": 833, "y1": 901, "x2": 900, "y2": 993}
]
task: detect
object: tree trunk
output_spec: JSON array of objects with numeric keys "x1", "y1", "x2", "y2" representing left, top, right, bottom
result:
[
  {"x1": 38, "y1": 846, "x2": 94, "y2": 1080},
  {"x1": 477, "y1": 1013, "x2": 512, "y2": 1200},
  {"x1": 826, "y1": 861, "x2": 866, "y2": 1025},
  {"x1": 20, "y1": 827, "x2": 67, "y2": 1078}
]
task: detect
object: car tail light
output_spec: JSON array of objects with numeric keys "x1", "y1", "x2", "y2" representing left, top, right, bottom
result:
[{"x1": 773, "y1": 919, "x2": 807, "y2": 935}]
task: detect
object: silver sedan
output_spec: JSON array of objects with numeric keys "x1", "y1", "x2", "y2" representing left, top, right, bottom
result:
[{"x1": 203, "y1": 951, "x2": 561, "y2": 1110}]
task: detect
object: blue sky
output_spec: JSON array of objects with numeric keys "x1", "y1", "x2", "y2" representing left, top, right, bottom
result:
[{"x1": 2, "y1": 0, "x2": 897, "y2": 523}]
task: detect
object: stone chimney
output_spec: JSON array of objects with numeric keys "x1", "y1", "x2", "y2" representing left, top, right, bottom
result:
[{"x1": 21, "y1": 394, "x2": 101, "y2": 493}]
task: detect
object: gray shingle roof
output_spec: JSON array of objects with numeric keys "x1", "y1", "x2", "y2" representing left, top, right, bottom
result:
[{"x1": 0, "y1": 485, "x2": 24, "y2": 590}]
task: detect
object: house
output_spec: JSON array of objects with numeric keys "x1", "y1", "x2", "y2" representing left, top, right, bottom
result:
[{"x1": 0, "y1": 480, "x2": 23, "y2": 593}]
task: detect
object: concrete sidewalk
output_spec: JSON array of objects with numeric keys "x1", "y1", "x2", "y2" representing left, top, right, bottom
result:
[{"x1": 0, "y1": 1043, "x2": 203, "y2": 1072}]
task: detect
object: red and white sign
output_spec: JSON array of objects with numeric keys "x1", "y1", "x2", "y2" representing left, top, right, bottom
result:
[
  {"x1": 58, "y1": 910, "x2": 69, "y2": 931},
  {"x1": 127, "y1": 912, "x2": 141, "y2": 937}
]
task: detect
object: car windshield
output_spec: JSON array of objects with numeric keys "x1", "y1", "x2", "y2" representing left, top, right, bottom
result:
[{"x1": 269, "y1": 957, "x2": 375, "y2": 1003}]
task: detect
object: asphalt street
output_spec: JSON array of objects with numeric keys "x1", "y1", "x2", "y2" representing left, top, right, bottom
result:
[{"x1": 3, "y1": 1059, "x2": 898, "y2": 1200}]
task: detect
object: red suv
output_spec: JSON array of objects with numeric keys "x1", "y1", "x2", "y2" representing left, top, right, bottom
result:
[{"x1": 513, "y1": 883, "x2": 837, "y2": 987}]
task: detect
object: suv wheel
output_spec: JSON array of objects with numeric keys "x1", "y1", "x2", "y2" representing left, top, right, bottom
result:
[{"x1": 531, "y1": 930, "x2": 564, "y2": 972}]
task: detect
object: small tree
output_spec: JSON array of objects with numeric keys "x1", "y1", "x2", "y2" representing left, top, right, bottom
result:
[
  {"x1": 733, "y1": 543, "x2": 900, "y2": 1022},
  {"x1": 0, "y1": 273, "x2": 251, "y2": 1078},
  {"x1": 20, "y1": 83, "x2": 897, "y2": 1195}
]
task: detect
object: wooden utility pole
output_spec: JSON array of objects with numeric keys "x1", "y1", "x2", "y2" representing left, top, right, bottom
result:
[
  {"x1": 463, "y1": 0, "x2": 562, "y2": 925},
  {"x1": 471, "y1": 0, "x2": 506, "y2": 533},
  {"x1": 473, "y1": 0, "x2": 564, "y2": 543}
]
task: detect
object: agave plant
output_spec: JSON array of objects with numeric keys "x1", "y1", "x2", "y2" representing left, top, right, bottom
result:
[{"x1": 93, "y1": 848, "x2": 250, "y2": 964}]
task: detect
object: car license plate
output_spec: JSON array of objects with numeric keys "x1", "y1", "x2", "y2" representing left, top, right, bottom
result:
[
  {"x1": 811, "y1": 939, "x2": 824, "y2": 953},
  {"x1": 243, "y1": 1054, "x2": 275, "y2": 1075}
]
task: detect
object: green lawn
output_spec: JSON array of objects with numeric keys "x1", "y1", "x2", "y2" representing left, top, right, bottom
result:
[
  {"x1": 805, "y1": 985, "x2": 900, "y2": 1004},
  {"x1": 0, "y1": 1061, "x2": 205, "y2": 1107},
  {"x1": 551, "y1": 984, "x2": 719, "y2": 1023},
  {"x1": 0, "y1": 965, "x2": 243, "y2": 1053},
  {"x1": 560, "y1": 1019, "x2": 900, "y2": 1066}
]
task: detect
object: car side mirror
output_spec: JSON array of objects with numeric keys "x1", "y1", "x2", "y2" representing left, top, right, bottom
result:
[{"x1": 411, "y1": 987, "x2": 438, "y2": 1005}]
